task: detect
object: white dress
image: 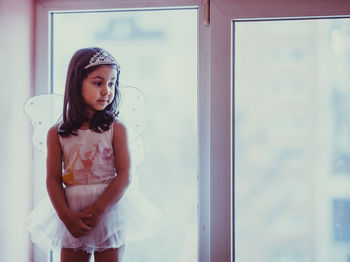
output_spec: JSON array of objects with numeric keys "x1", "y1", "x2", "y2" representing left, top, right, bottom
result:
[{"x1": 27, "y1": 124, "x2": 160, "y2": 253}]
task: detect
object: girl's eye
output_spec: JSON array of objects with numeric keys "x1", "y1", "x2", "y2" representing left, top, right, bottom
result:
[
  {"x1": 108, "y1": 82, "x2": 115, "y2": 88},
  {"x1": 94, "y1": 82, "x2": 102, "y2": 86}
]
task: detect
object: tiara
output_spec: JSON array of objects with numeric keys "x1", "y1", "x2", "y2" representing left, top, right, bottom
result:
[{"x1": 84, "y1": 50, "x2": 120, "y2": 70}]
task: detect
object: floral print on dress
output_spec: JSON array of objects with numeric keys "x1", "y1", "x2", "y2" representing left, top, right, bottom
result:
[{"x1": 62, "y1": 137, "x2": 116, "y2": 185}]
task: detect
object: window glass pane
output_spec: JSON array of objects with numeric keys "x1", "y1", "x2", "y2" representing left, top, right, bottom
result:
[
  {"x1": 235, "y1": 18, "x2": 350, "y2": 261},
  {"x1": 52, "y1": 9, "x2": 197, "y2": 262}
]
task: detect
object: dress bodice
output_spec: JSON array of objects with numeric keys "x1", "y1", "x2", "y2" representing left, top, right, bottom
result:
[{"x1": 58, "y1": 126, "x2": 115, "y2": 185}]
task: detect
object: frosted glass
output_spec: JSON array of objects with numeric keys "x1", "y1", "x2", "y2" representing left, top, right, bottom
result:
[
  {"x1": 235, "y1": 18, "x2": 350, "y2": 262},
  {"x1": 52, "y1": 9, "x2": 197, "y2": 262}
]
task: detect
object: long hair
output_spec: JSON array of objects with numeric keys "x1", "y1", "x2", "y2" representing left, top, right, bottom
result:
[{"x1": 58, "y1": 47, "x2": 121, "y2": 137}]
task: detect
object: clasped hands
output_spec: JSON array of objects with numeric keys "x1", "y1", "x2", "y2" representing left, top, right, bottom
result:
[{"x1": 61, "y1": 206, "x2": 103, "y2": 238}]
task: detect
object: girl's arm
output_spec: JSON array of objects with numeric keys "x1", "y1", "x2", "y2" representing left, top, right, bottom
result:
[
  {"x1": 83, "y1": 120, "x2": 131, "y2": 226},
  {"x1": 46, "y1": 126, "x2": 92, "y2": 238}
]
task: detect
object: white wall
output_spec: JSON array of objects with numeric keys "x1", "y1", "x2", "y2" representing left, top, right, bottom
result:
[{"x1": 0, "y1": 0, "x2": 34, "y2": 261}]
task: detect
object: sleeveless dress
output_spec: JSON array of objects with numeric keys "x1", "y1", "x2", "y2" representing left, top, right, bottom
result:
[{"x1": 27, "y1": 124, "x2": 160, "y2": 253}]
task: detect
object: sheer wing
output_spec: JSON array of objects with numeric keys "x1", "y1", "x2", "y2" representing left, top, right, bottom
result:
[
  {"x1": 24, "y1": 93, "x2": 63, "y2": 152},
  {"x1": 118, "y1": 86, "x2": 146, "y2": 166}
]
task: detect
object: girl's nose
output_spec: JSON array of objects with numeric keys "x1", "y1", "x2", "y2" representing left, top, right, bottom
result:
[{"x1": 101, "y1": 85, "x2": 109, "y2": 95}]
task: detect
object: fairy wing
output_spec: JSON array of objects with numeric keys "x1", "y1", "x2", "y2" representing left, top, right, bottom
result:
[
  {"x1": 24, "y1": 93, "x2": 64, "y2": 152},
  {"x1": 24, "y1": 86, "x2": 146, "y2": 166},
  {"x1": 118, "y1": 86, "x2": 147, "y2": 166}
]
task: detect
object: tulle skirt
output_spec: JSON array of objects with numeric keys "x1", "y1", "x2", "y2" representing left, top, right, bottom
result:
[{"x1": 27, "y1": 183, "x2": 161, "y2": 253}]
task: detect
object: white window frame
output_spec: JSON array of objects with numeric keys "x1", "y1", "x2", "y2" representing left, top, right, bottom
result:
[
  {"x1": 35, "y1": 0, "x2": 216, "y2": 261},
  {"x1": 218, "y1": 1, "x2": 350, "y2": 262}
]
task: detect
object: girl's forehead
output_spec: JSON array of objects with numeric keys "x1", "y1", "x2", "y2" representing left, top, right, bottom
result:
[{"x1": 87, "y1": 65, "x2": 118, "y2": 78}]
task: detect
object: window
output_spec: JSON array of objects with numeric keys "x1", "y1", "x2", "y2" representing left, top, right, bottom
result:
[
  {"x1": 234, "y1": 17, "x2": 350, "y2": 261},
  {"x1": 34, "y1": 1, "x2": 213, "y2": 261},
  {"x1": 51, "y1": 8, "x2": 198, "y2": 262}
]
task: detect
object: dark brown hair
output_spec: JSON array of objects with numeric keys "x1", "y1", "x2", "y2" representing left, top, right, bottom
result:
[{"x1": 58, "y1": 47, "x2": 121, "y2": 137}]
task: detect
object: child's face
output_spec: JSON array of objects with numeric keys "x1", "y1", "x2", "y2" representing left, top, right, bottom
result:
[{"x1": 81, "y1": 65, "x2": 118, "y2": 116}]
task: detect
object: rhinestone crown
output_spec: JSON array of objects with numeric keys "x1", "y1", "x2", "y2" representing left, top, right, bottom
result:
[{"x1": 84, "y1": 50, "x2": 120, "y2": 70}]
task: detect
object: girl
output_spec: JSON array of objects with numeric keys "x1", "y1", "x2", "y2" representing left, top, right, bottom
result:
[{"x1": 28, "y1": 47, "x2": 154, "y2": 262}]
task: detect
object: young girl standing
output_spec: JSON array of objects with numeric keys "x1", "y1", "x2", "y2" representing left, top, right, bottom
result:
[{"x1": 28, "y1": 47, "x2": 154, "y2": 262}]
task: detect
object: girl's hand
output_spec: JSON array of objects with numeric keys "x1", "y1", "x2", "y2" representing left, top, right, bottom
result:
[
  {"x1": 61, "y1": 210, "x2": 93, "y2": 238},
  {"x1": 81, "y1": 206, "x2": 104, "y2": 227}
]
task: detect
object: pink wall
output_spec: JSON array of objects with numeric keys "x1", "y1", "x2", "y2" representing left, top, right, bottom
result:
[{"x1": 0, "y1": 0, "x2": 34, "y2": 261}]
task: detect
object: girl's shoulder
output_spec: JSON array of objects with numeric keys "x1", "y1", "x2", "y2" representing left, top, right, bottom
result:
[
  {"x1": 46, "y1": 123, "x2": 62, "y2": 152},
  {"x1": 48, "y1": 123, "x2": 60, "y2": 137},
  {"x1": 48, "y1": 121, "x2": 66, "y2": 136},
  {"x1": 112, "y1": 119, "x2": 127, "y2": 130},
  {"x1": 111, "y1": 120, "x2": 128, "y2": 141}
]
